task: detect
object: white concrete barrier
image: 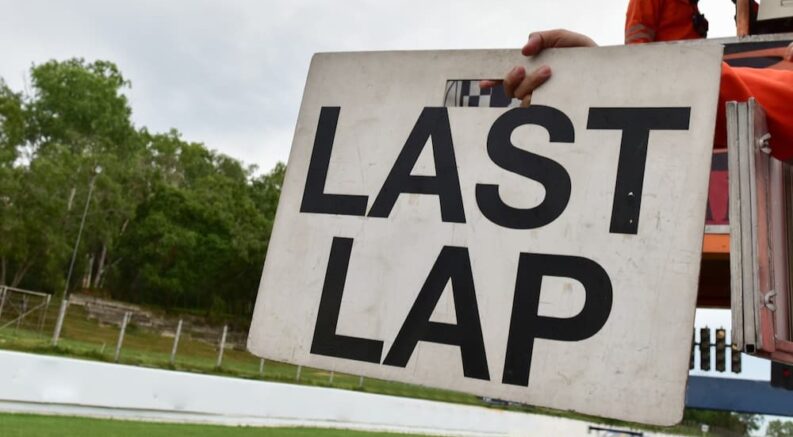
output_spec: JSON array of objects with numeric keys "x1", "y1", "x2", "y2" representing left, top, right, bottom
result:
[{"x1": 0, "y1": 350, "x2": 668, "y2": 436}]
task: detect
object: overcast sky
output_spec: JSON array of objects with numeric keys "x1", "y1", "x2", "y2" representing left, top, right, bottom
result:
[{"x1": 0, "y1": 0, "x2": 737, "y2": 172}]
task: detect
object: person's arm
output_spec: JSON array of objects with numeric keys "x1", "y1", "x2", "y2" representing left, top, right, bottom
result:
[
  {"x1": 785, "y1": 42, "x2": 793, "y2": 62},
  {"x1": 625, "y1": 0, "x2": 662, "y2": 44},
  {"x1": 716, "y1": 64, "x2": 793, "y2": 161},
  {"x1": 480, "y1": 29, "x2": 596, "y2": 107}
]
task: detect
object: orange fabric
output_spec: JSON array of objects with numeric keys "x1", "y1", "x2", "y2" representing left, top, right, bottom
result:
[
  {"x1": 703, "y1": 234, "x2": 729, "y2": 255},
  {"x1": 625, "y1": 0, "x2": 701, "y2": 44},
  {"x1": 715, "y1": 63, "x2": 793, "y2": 161}
]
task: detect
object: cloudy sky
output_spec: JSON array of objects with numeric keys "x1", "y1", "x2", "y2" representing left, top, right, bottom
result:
[
  {"x1": 1, "y1": 0, "x2": 767, "y2": 381},
  {"x1": 0, "y1": 0, "x2": 737, "y2": 172}
]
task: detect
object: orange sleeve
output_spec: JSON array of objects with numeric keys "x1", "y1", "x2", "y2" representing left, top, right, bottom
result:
[
  {"x1": 625, "y1": 0, "x2": 662, "y2": 44},
  {"x1": 715, "y1": 63, "x2": 793, "y2": 161}
]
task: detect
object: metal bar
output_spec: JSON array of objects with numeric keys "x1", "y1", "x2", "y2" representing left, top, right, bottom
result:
[
  {"x1": 704, "y1": 225, "x2": 730, "y2": 235},
  {"x1": 15, "y1": 295, "x2": 27, "y2": 332},
  {"x1": 672, "y1": 32, "x2": 793, "y2": 48},
  {"x1": 295, "y1": 365, "x2": 302, "y2": 382},
  {"x1": 216, "y1": 325, "x2": 228, "y2": 368},
  {"x1": 750, "y1": 99, "x2": 777, "y2": 353},
  {"x1": 0, "y1": 286, "x2": 6, "y2": 321},
  {"x1": 769, "y1": 157, "x2": 790, "y2": 343},
  {"x1": 51, "y1": 298, "x2": 69, "y2": 346},
  {"x1": 739, "y1": 102, "x2": 758, "y2": 351},
  {"x1": 114, "y1": 312, "x2": 131, "y2": 363},
  {"x1": 0, "y1": 300, "x2": 50, "y2": 330},
  {"x1": 63, "y1": 175, "x2": 96, "y2": 300},
  {"x1": 52, "y1": 171, "x2": 99, "y2": 344},
  {"x1": 747, "y1": 99, "x2": 764, "y2": 351},
  {"x1": 2, "y1": 286, "x2": 51, "y2": 298},
  {"x1": 783, "y1": 165, "x2": 793, "y2": 341},
  {"x1": 38, "y1": 295, "x2": 51, "y2": 335},
  {"x1": 258, "y1": 358, "x2": 265, "y2": 377},
  {"x1": 169, "y1": 319, "x2": 183, "y2": 365},
  {"x1": 728, "y1": 101, "x2": 745, "y2": 350}
]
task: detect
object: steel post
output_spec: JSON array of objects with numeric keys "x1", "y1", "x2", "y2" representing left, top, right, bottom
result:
[
  {"x1": 0, "y1": 286, "x2": 6, "y2": 321},
  {"x1": 216, "y1": 325, "x2": 228, "y2": 368},
  {"x1": 38, "y1": 295, "x2": 51, "y2": 335},
  {"x1": 170, "y1": 319, "x2": 183, "y2": 365},
  {"x1": 51, "y1": 298, "x2": 69, "y2": 346},
  {"x1": 114, "y1": 311, "x2": 131, "y2": 363}
]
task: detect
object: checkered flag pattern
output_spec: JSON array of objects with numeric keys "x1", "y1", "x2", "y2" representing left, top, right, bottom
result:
[{"x1": 444, "y1": 80, "x2": 520, "y2": 108}]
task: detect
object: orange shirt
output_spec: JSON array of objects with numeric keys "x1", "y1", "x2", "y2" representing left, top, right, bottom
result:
[
  {"x1": 624, "y1": 1, "x2": 793, "y2": 161},
  {"x1": 625, "y1": 0, "x2": 702, "y2": 44},
  {"x1": 716, "y1": 63, "x2": 793, "y2": 161}
]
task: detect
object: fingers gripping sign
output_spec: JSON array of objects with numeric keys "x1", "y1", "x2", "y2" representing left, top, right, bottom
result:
[{"x1": 481, "y1": 30, "x2": 598, "y2": 107}]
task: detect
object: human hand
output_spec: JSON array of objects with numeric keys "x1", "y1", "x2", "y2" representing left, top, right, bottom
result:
[
  {"x1": 480, "y1": 29, "x2": 597, "y2": 107},
  {"x1": 785, "y1": 41, "x2": 793, "y2": 62}
]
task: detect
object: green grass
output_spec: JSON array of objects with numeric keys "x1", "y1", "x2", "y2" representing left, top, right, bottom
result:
[
  {"x1": 0, "y1": 413, "x2": 419, "y2": 437},
  {"x1": 0, "y1": 304, "x2": 481, "y2": 406},
  {"x1": 0, "y1": 304, "x2": 703, "y2": 435}
]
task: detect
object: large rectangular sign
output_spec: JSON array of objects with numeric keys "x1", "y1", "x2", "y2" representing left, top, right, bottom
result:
[{"x1": 248, "y1": 44, "x2": 722, "y2": 425}]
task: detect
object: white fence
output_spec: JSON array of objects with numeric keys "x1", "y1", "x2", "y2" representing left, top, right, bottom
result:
[
  {"x1": 0, "y1": 350, "x2": 673, "y2": 437},
  {"x1": 0, "y1": 286, "x2": 51, "y2": 333}
]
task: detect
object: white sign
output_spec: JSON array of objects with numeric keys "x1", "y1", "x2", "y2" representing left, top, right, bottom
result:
[
  {"x1": 758, "y1": 0, "x2": 793, "y2": 21},
  {"x1": 248, "y1": 44, "x2": 722, "y2": 426}
]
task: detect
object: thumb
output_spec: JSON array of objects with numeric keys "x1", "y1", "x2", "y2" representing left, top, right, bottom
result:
[
  {"x1": 522, "y1": 29, "x2": 598, "y2": 56},
  {"x1": 522, "y1": 33, "x2": 544, "y2": 56}
]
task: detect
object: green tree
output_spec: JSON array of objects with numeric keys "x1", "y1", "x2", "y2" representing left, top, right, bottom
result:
[
  {"x1": 108, "y1": 130, "x2": 283, "y2": 319},
  {"x1": 27, "y1": 59, "x2": 134, "y2": 154},
  {"x1": 0, "y1": 58, "x2": 144, "y2": 293},
  {"x1": 0, "y1": 80, "x2": 26, "y2": 285},
  {"x1": 251, "y1": 161, "x2": 285, "y2": 221},
  {"x1": 1, "y1": 57, "x2": 286, "y2": 323},
  {"x1": 768, "y1": 420, "x2": 793, "y2": 437},
  {"x1": 682, "y1": 409, "x2": 759, "y2": 435},
  {"x1": 28, "y1": 59, "x2": 145, "y2": 294},
  {"x1": 0, "y1": 79, "x2": 24, "y2": 165}
]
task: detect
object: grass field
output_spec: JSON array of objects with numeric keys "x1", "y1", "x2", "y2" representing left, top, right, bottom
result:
[
  {"x1": 0, "y1": 413, "x2": 420, "y2": 437},
  {"x1": 0, "y1": 302, "x2": 702, "y2": 436},
  {"x1": 0, "y1": 303, "x2": 483, "y2": 406}
]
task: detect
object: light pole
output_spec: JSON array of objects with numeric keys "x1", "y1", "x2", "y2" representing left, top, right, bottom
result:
[{"x1": 52, "y1": 165, "x2": 102, "y2": 346}]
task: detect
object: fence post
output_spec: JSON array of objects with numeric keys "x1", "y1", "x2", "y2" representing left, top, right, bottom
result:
[
  {"x1": 259, "y1": 358, "x2": 265, "y2": 377},
  {"x1": 51, "y1": 298, "x2": 70, "y2": 346},
  {"x1": 170, "y1": 319, "x2": 183, "y2": 365},
  {"x1": 295, "y1": 365, "x2": 302, "y2": 382},
  {"x1": 0, "y1": 286, "x2": 6, "y2": 321},
  {"x1": 16, "y1": 295, "x2": 27, "y2": 332},
  {"x1": 114, "y1": 311, "x2": 131, "y2": 363},
  {"x1": 38, "y1": 295, "x2": 51, "y2": 335},
  {"x1": 39, "y1": 294, "x2": 52, "y2": 335},
  {"x1": 216, "y1": 324, "x2": 228, "y2": 368}
]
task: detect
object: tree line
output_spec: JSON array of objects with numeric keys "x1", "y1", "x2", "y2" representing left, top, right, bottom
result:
[{"x1": 0, "y1": 58, "x2": 284, "y2": 320}]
